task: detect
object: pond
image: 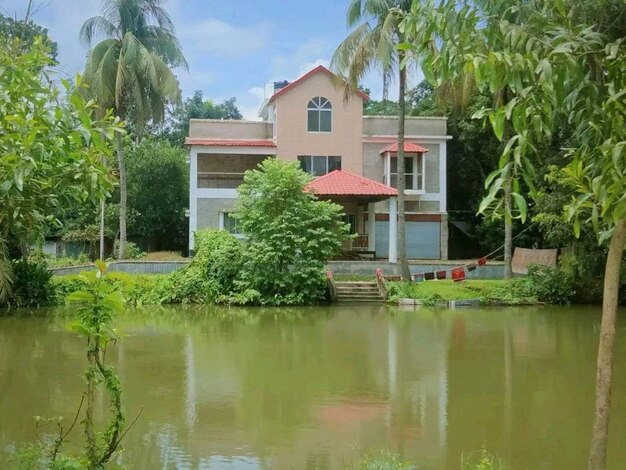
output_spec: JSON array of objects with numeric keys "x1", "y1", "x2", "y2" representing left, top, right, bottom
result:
[{"x1": 1, "y1": 304, "x2": 625, "y2": 469}]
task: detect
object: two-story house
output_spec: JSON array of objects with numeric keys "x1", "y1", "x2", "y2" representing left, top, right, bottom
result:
[{"x1": 186, "y1": 65, "x2": 450, "y2": 261}]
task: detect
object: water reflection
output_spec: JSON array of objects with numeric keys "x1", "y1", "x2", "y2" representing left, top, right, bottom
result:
[{"x1": 1, "y1": 305, "x2": 624, "y2": 469}]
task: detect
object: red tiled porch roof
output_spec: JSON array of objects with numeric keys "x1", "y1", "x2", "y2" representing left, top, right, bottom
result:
[
  {"x1": 379, "y1": 142, "x2": 429, "y2": 154},
  {"x1": 306, "y1": 170, "x2": 397, "y2": 197},
  {"x1": 185, "y1": 138, "x2": 276, "y2": 147}
]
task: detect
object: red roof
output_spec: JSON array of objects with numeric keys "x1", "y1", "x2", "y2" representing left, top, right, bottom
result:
[
  {"x1": 379, "y1": 142, "x2": 429, "y2": 154},
  {"x1": 268, "y1": 65, "x2": 370, "y2": 103},
  {"x1": 185, "y1": 138, "x2": 276, "y2": 147},
  {"x1": 306, "y1": 170, "x2": 397, "y2": 197}
]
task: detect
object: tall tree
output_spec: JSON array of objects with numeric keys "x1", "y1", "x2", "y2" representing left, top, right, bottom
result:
[
  {"x1": 402, "y1": 0, "x2": 626, "y2": 467},
  {"x1": 332, "y1": 0, "x2": 413, "y2": 280},
  {"x1": 0, "y1": 39, "x2": 120, "y2": 303},
  {"x1": 0, "y1": 14, "x2": 58, "y2": 61},
  {"x1": 80, "y1": 0, "x2": 187, "y2": 259}
]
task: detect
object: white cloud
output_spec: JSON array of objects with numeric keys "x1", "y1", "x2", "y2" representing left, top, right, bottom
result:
[{"x1": 180, "y1": 19, "x2": 271, "y2": 58}]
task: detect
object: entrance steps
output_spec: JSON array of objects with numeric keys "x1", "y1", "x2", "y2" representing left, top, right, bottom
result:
[{"x1": 334, "y1": 281, "x2": 384, "y2": 302}]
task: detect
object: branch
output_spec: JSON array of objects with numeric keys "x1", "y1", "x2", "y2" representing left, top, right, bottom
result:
[{"x1": 50, "y1": 395, "x2": 85, "y2": 462}]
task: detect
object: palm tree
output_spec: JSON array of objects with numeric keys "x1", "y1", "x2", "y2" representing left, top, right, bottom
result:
[
  {"x1": 80, "y1": 0, "x2": 187, "y2": 259},
  {"x1": 332, "y1": 0, "x2": 413, "y2": 280}
]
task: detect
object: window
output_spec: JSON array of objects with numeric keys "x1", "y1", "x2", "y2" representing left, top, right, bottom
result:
[
  {"x1": 344, "y1": 214, "x2": 357, "y2": 234},
  {"x1": 220, "y1": 212, "x2": 241, "y2": 236},
  {"x1": 307, "y1": 97, "x2": 332, "y2": 132},
  {"x1": 387, "y1": 154, "x2": 424, "y2": 191},
  {"x1": 298, "y1": 155, "x2": 341, "y2": 176}
]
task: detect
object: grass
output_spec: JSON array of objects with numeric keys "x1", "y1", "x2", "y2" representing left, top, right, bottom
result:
[
  {"x1": 143, "y1": 251, "x2": 187, "y2": 261},
  {"x1": 333, "y1": 274, "x2": 376, "y2": 282},
  {"x1": 387, "y1": 279, "x2": 536, "y2": 305}
]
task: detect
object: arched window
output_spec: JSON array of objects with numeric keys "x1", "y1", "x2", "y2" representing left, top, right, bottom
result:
[{"x1": 307, "y1": 97, "x2": 332, "y2": 132}]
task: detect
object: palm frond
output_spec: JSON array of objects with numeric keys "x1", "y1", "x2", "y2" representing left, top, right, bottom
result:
[{"x1": 80, "y1": 16, "x2": 118, "y2": 45}]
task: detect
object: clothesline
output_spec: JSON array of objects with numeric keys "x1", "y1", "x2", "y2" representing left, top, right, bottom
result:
[{"x1": 411, "y1": 225, "x2": 533, "y2": 282}]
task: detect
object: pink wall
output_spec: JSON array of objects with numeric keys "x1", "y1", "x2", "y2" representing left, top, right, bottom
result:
[{"x1": 274, "y1": 71, "x2": 364, "y2": 175}]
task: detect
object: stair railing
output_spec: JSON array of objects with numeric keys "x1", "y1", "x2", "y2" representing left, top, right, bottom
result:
[
  {"x1": 375, "y1": 268, "x2": 388, "y2": 300},
  {"x1": 327, "y1": 270, "x2": 338, "y2": 302}
]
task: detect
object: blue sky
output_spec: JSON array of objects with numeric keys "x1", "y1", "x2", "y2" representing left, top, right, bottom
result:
[{"x1": 0, "y1": 0, "x2": 411, "y2": 119}]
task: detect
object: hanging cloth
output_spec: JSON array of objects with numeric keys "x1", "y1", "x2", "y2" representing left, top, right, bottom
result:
[
  {"x1": 478, "y1": 257, "x2": 488, "y2": 266},
  {"x1": 436, "y1": 270, "x2": 447, "y2": 280},
  {"x1": 413, "y1": 273, "x2": 424, "y2": 282},
  {"x1": 467, "y1": 263, "x2": 477, "y2": 272},
  {"x1": 424, "y1": 272, "x2": 435, "y2": 281},
  {"x1": 451, "y1": 267, "x2": 466, "y2": 282}
]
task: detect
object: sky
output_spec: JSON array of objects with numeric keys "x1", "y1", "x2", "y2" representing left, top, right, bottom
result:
[{"x1": 0, "y1": 0, "x2": 411, "y2": 120}]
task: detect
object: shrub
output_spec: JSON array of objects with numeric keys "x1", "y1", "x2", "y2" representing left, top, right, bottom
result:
[
  {"x1": 193, "y1": 229, "x2": 242, "y2": 295},
  {"x1": 7, "y1": 260, "x2": 54, "y2": 307},
  {"x1": 521, "y1": 264, "x2": 574, "y2": 304},
  {"x1": 112, "y1": 241, "x2": 145, "y2": 260},
  {"x1": 350, "y1": 450, "x2": 412, "y2": 469},
  {"x1": 234, "y1": 159, "x2": 350, "y2": 305}
]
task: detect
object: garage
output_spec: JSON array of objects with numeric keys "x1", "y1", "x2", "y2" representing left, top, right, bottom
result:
[{"x1": 375, "y1": 220, "x2": 441, "y2": 259}]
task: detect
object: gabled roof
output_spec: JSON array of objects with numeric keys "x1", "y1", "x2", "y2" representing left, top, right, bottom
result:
[
  {"x1": 306, "y1": 170, "x2": 397, "y2": 197},
  {"x1": 380, "y1": 142, "x2": 429, "y2": 154},
  {"x1": 185, "y1": 138, "x2": 276, "y2": 147},
  {"x1": 268, "y1": 65, "x2": 370, "y2": 103}
]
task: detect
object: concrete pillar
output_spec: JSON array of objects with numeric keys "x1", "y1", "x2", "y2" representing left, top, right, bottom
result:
[
  {"x1": 389, "y1": 196, "x2": 398, "y2": 263},
  {"x1": 357, "y1": 204, "x2": 364, "y2": 234},
  {"x1": 440, "y1": 213, "x2": 449, "y2": 260},
  {"x1": 368, "y1": 202, "x2": 376, "y2": 251},
  {"x1": 188, "y1": 147, "x2": 198, "y2": 254}
]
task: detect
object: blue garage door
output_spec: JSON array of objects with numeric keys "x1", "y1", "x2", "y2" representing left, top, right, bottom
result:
[{"x1": 375, "y1": 221, "x2": 441, "y2": 259}]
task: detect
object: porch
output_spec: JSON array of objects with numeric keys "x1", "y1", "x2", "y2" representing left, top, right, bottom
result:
[{"x1": 306, "y1": 170, "x2": 399, "y2": 263}]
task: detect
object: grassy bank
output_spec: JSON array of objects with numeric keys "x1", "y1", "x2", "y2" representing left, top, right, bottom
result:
[{"x1": 386, "y1": 279, "x2": 537, "y2": 306}]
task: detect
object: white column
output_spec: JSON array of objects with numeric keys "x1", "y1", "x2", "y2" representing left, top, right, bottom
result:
[
  {"x1": 385, "y1": 151, "x2": 391, "y2": 185},
  {"x1": 389, "y1": 196, "x2": 398, "y2": 263},
  {"x1": 439, "y1": 141, "x2": 447, "y2": 212},
  {"x1": 368, "y1": 202, "x2": 376, "y2": 251},
  {"x1": 189, "y1": 147, "x2": 198, "y2": 253},
  {"x1": 357, "y1": 204, "x2": 364, "y2": 234}
]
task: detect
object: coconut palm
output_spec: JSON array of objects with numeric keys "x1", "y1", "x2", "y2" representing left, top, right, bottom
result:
[
  {"x1": 332, "y1": 0, "x2": 413, "y2": 280},
  {"x1": 80, "y1": 0, "x2": 187, "y2": 259}
]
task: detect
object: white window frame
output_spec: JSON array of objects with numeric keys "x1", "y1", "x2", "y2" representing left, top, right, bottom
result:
[
  {"x1": 307, "y1": 97, "x2": 332, "y2": 133},
  {"x1": 384, "y1": 152, "x2": 426, "y2": 194},
  {"x1": 218, "y1": 211, "x2": 245, "y2": 239}
]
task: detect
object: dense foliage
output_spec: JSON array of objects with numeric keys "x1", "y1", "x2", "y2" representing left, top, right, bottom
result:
[
  {"x1": 234, "y1": 159, "x2": 350, "y2": 305},
  {"x1": 154, "y1": 91, "x2": 243, "y2": 147},
  {"x1": 125, "y1": 138, "x2": 188, "y2": 250},
  {"x1": 5, "y1": 260, "x2": 54, "y2": 308},
  {"x1": 0, "y1": 14, "x2": 58, "y2": 61}
]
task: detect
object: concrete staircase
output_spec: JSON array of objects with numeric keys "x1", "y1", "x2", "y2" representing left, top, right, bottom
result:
[{"x1": 334, "y1": 281, "x2": 384, "y2": 302}]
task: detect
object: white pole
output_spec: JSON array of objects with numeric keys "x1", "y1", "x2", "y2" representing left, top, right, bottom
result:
[
  {"x1": 99, "y1": 198, "x2": 105, "y2": 260},
  {"x1": 368, "y1": 202, "x2": 376, "y2": 252},
  {"x1": 389, "y1": 196, "x2": 398, "y2": 263}
]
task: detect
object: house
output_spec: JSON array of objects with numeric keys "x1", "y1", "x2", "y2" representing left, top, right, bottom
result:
[{"x1": 186, "y1": 65, "x2": 451, "y2": 261}]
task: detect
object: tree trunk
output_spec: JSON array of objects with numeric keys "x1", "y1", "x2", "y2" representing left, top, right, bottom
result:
[
  {"x1": 588, "y1": 218, "x2": 626, "y2": 470},
  {"x1": 116, "y1": 132, "x2": 127, "y2": 260},
  {"x1": 397, "y1": 57, "x2": 411, "y2": 281},
  {"x1": 99, "y1": 198, "x2": 105, "y2": 261},
  {"x1": 85, "y1": 345, "x2": 98, "y2": 469},
  {"x1": 382, "y1": 71, "x2": 389, "y2": 102},
  {"x1": 503, "y1": 176, "x2": 513, "y2": 279}
]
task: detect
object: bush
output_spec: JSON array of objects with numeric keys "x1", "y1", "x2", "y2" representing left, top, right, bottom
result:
[
  {"x1": 234, "y1": 159, "x2": 349, "y2": 305},
  {"x1": 6, "y1": 260, "x2": 54, "y2": 307},
  {"x1": 520, "y1": 264, "x2": 574, "y2": 304},
  {"x1": 193, "y1": 229, "x2": 242, "y2": 295},
  {"x1": 112, "y1": 241, "x2": 145, "y2": 260}
]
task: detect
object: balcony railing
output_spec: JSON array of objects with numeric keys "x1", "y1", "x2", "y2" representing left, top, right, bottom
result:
[
  {"x1": 198, "y1": 172, "x2": 245, "y2": 189},
  {"x1": 383, "y1": 173, "x2": 422, "y2": 191},
  {"x1": 351, "y1": 234, "x2": 369, "y2": 250}
]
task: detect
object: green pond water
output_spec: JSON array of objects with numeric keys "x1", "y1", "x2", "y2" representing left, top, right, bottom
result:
[{"x1": 1, "y1": 304, "x2": 625, "y2": 469}]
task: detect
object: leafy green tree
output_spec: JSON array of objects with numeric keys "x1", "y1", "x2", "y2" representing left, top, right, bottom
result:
[
  {"x1": 234, "y1": 159, "x2": 350, "y2": 305},
  {"x1": 126, "y1": 138, "x2": 188, "y2": 250},
  {"x1": 0, "y1": 39, "x2": 121, "y2": 302},
  {"x1": 402, "y1": 0, "x2": 626, "y2": 466},
  {"x1": 0, "y1": 14, "x2": 58, "y2": 61},
  {"x1": 81, "y1": 0, "x2": 187, "y2": 259},
  {"x1": 154, "y1": 91, "x2": 244, "y2": 146},
  {"x1": 332, "y1": 0, "x2": 414, "y2": 280}
]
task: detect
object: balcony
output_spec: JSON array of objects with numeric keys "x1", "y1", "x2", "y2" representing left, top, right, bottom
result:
[
  {"x1": 198, "y1": 172, "x2": 245, "y2": 189},
  {"x1": 383, "y1": 173, "x2": 423, "y2": 192}
]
